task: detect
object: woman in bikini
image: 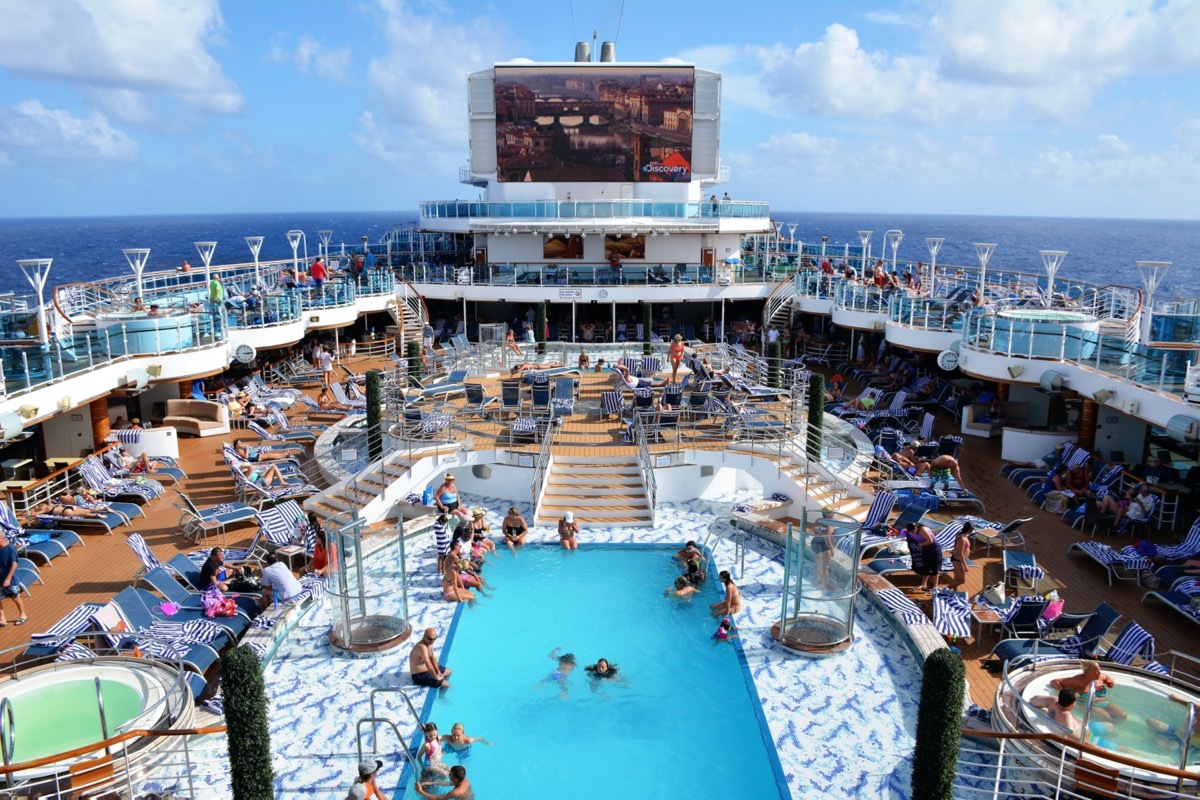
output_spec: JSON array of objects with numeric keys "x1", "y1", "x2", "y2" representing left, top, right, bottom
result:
[
  {"x1": 501, "y1": 506, "x2": 528, "y2": 553},
  {"x1": 505, "y1": 328, "x2": 523, "y2": 356},
  {"x1": 441, "y1": 558, "x2": 475, "y2": 603},
  {"x1": 944, "y1": 522, "x2": 974, "y2": 589},
  {"x1": 557, "y1": 511, "x2": 580, "y2": 551},
  {"x1": 33, "y1": 501, "x2": 107, "y2": 519},
  {"x1": 709, "y1": 570, "x2": 743, "y2": 617},
  {"x1": 668, "y1": 334, "x2": 686, "y2": 383}
]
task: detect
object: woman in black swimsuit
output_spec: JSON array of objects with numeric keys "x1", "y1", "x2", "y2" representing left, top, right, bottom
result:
[{"x1": 501, "y1": 506, "x2": 528, "y2": 554}]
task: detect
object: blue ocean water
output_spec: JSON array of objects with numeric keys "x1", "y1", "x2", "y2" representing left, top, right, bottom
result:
[
  {"x1": 0, "y1": 210, "x2": 1195, "y2": 297},
  {"x1": 414, "y1": 545, "x2": 786, "y2": 800}
]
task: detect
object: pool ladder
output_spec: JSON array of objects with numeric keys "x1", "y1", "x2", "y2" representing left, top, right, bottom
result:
[
  {"x1": 356, "y1": 688, "x2": 426, "y2": 790},
  {"x1": 701, "y1": 517, "x2": 745, "y2": 579}
]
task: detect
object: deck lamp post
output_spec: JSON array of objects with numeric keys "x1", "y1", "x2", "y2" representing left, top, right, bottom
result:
[
  {"x1": 1039, "y1": 250, "x2": 1067, "y2": 307},
  {"x1": 1136, "y1": 260, "x2": 1172, "y2": 344},
  {"x1": 194, "y1": 241, "x2": 216, "y2": 285},
  {"x1": 362, "y1": 235, "x2": 369, "y2": 254},
  {"x1": 973, "y1": 243, "x2": 997, "y2": 303},
  {"x1": 317, "y1": 230, "x2": 332, "y2": 264},
  {"x1": 123, "y1": 248, "x2": 152, "y2": 303},
  {"x1": 286, "y1": 230, "x2": 305, "y2": 275},
  {"x1": 16, "y1": 259, "x2": 53, "y2": 344},
  {"x1": 858, "y1": 231, "x2": 872, "y2": 273},
  {"x1": 245, "y1": 237, "x2": 264, "y2": 288},
  {"x1": 924, "y1": 238, "x2": 944, "y2": 294},
  {"x1": 821, "y1": 236, "x2": 828, "y2": 260},
  {"x1": 885, "y1": 230, "x2": 903, "y2": 276}
]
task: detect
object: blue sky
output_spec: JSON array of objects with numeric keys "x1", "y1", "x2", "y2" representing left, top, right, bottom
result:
[{"x1": 0, "y1": 0, "x2": 1197, "y2": 220}]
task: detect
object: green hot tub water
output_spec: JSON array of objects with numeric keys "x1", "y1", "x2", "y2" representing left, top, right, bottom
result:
[{"x1": 6, "y1": 678, "x2": 144, "y2": 763}]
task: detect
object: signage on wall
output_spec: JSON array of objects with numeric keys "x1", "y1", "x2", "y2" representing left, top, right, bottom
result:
[{"x1": 559, "y1": 289, "x2": 583, "y2": 300}]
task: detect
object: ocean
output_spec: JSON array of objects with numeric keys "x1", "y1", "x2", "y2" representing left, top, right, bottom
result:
[{"x1": 0, "y1": 211, "x2": 1195, "y2": 298}]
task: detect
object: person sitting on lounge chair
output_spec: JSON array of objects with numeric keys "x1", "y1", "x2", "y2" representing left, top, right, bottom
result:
[
  {"x1": 31, "y1": 501, "x2": 107, "y2": 520},
  {"x1": 235, "y1": 440, "x2": 294, "y2": 463}
]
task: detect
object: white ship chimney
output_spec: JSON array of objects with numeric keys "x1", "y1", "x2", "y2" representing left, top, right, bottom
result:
[
  {"x1": 600, "y1": 41, "x2": 616, "y2": 62},
  {"x1": 575, "y1": 41, "x2": 591, "y2": 63}
]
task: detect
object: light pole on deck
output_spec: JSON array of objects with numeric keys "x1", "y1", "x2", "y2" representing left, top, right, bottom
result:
[
  {"x1": 16, "y1": 259, "x2": 53, "y2": 345},
  {"x1": 1039, "y1": 250, "x2": 1067, "y2": 308},
  {"x1": 885, "y1": 230, "x2": 903, "y2": 275},
  {"x1": 1136, "y1": 260, "x2": 1172, "y2": 344},
  {"x1": 858, "y1": 231, "x2": 872, "y2": 274},
  {"x1": 245, "y1": 237, "x2": 264, "y2": 288},
  {"x1": 123, "y1": 248, "x2": 152, "y2": 303},
  {"x1": 924, "y1": 238, "x2": 944, "y2": 294},
  {"x1": 974, "y1": 243, "x2": 997, "y2": 303}
]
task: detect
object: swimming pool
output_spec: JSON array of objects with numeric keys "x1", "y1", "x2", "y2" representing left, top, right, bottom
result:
[
  {"x1": 403, "y1": 545, "x2": 786, "y2": 799},
  {"x1": 144, "y1": 491, "x2": 922, "y2": 798}
]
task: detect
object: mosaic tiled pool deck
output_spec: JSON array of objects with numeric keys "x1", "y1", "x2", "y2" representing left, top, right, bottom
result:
[{"x1": 144, "y1": 491, "x2": 922, "y2": 798}]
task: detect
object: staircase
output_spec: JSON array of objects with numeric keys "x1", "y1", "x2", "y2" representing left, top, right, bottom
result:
[
  {"x1": 305, "y1": 444, "x2": 459, "y2": 526},
  {"x1": 388, "y1": 278, "x2": 429, "y2": 352},
  {"x1": 757, "y1": 446, "x2": 877, "y2": 522},
  {"x1": 762, "y1": 273, "x2": 802, "y2": 333},
  {"x1": 534, "y1": 455, "x2": 653, "y2": 528}
]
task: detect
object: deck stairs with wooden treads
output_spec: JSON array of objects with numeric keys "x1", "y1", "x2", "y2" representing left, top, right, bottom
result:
[
  {"x1": 535, "y1": 455, "x2": 653, "y2": 528},
  {"x1": 751, "y1": 445, "x2": 877, "y2": 522},
  {"x1": 304, "y1": 444, "x2": 459, "y2": 526}
]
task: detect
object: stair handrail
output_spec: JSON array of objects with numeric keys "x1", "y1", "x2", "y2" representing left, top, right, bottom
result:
[
  {"x1": 530, "y1": 416, "x2": 557, "y2": 513},
  {"x1": 355, "y1": 717, "x2": 423, "y2": 788},
  {"x1": 702, "y1": 516, "x2": 745, "y2": 579},
  {"x1": 632, "y1": 412, "x2": 658, "y2": 525}
]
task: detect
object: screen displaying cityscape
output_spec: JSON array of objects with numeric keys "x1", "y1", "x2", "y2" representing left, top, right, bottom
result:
[{"x1": 494, "y1": 65, "x2": 694, "y2": 183}]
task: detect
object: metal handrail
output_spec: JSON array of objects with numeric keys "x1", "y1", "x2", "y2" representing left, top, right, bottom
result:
[
  {"x1": 1178, "y1": 701, "x2": 1196, "y2": 794},
  {"x1": 632, "y1": 413, "x2": 657, "y2": 524},
  {"x1": 355, "y1": 717, "x2": 422, "y2": 785},
  {"x1": 530, "y1": 413, "x2": 557, "y2": 511},
  {"x1": 0, "y1": 697, "x2": 13, "y2": 783},
  {"x1": 94, "y1": 676, "x2": 110, "y2": 753}
]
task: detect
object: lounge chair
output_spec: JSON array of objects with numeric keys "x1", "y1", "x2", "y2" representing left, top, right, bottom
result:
[
  {"x1": 24, "y1": 603, "x2": 108, "y2": 659},
  {"x1": 106, "y1": 588, "x2": 224, "y2": 674},
  {"x1": 551, "y1": 377, "x2": 575, "y2": 418},
  {"x1": 1154, "y1": 517, "x2": 1200, "y2": 561},
  {"x1": 1003, "y1": 549, "x2": 1044, "y2": 593},
  {"x1": 1141, "y1": 578, "x2": 1200, "y2": 626},
  {"x1": 1102, "y1": 622, "x2": 1169, "y2": 674},
  {"x1": 141, "y1": 566, "x2": 260, "y2": 622},
  {"x1": 174, "y1": 490, "x2": 258, "y2": 544},
  {"x1": 500, "y1": 380, "x2": 524, "y2": 418},
  {"x1": 974, "y1": 516, "x2": 1034, "y2": 556},
  {"x1": 509, "y1": 416, "x2": 541, "y2": 445},
  {"x1": 464, "y1": 383, "x2": 498, "y2": 418},
  {"x1": 0, "y1": 501, "x2": 84, "y2": 566},
  {"x1": 1068, "y1": 541, "x2": 1153, "y2": 586},
  {"x1": 414, "y1": 370, "x2": 469, "y2": 399},
  {"x1": 856, "y1": 492, "x2": 900, "y2": 556},
  {"x1": 268, "y1": 407, "x2": 327, "y2": 436},
  {"x1": 79, "y1": 456, "x2": 164, "y2": 504},
  {"x1": 245, "y1": 419, "x2": 314, "y2": 447},
  {"x1": 255, "y1": 501, "x2": 307, "y2": 549},
  {"x1": 330, "y1": 382, "x2": 367, "y2": 409},
  {"x1": 866, "y1": 520, "x2": 963, "y2": 576},
  {"x1": 228, "y1": 460, "x2": 320, "y2": 509},
  {"x1": 875, "y1": 588, "x2": 931, "y2": 626},
  {"x1": 998, "y1": 597, "x2": 1049, "y2": 639},
  {"x1": 931, "y1": 589, "x2": 973, "y2": 639},
  {"x1": 989, "y1": 602, "x2": 1121, "y2": 667},
  {"x1": 101, "y1": 448, "x2": 187, "y2": 485}
]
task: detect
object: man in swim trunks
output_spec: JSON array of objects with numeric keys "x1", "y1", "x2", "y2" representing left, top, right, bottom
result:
[
  {"x1": 410, "y1": 628, "x2": 453, "y2": 689},
  {"x1": 917, "y1": 453, "x2": 967, "y2": 491},
  {"x1": 1147, "y1": 693, "x2": 1200, "y2": 748},
  {"x1": 1031, "y1": 688, "x2": 1116, "y2": 747},
  {"x1": 1050, "y1": 660, "x2": 1128, "y2": 722},
  {"x1": 415, "y1": 765, "x2": 473, "y2": 799}
]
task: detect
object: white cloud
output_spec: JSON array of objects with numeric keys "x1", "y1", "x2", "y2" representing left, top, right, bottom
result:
[
  {"x1": 268, "y1": 34, "x2": 353, "y2": 82},
  {"x1": 1031, "y1": 134, "x2": 1199, "y2": 186},
  {"x1": 360, "y1": 0, "x2": 515, "y2": 164},
  {"x1": 0, "y1": 0, "x2": 243, "y2": 121},
  {"x1": 0, "y1": 100, "x2": 137, "y2": 161}
]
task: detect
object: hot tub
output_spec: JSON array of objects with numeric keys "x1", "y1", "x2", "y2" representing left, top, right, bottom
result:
[
  {"x1": 1019, "y1": 667, "x2": 1200, "y2": 782},
  {"x1": 0, "y1": 660, "x2": 188, "y2": 777}
]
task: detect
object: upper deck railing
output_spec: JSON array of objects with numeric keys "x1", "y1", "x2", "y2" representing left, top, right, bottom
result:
[{"x1": 419, "y1": 199, "x2": 770, "y2": 222}]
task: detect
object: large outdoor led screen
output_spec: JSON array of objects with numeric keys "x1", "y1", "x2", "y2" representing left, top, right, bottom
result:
[{"x1": 494, "y1": 65, "x2": 694, "y2": 183}]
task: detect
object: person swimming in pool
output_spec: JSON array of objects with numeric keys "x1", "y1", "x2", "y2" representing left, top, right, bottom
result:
[
  {"x1": 664, "y1": 575, "x2": 698, "y2": 600},
  {"x1": 535, "y1": 647, "x2": 576, "y2": 700},
  {"x1": 442, "y1": 722, "x2": 492, "y2": 755},
  {"x1": 418, "y1": 721, "x2": 450, "y2": 778},
  {"x1": 1050, "y1": 660, "x2": 1128, "y2": 723},
  {"x1": 712, "y1": 616, "x2": 737, "y2": 642},
  {"x1": 584, "y1": 658, "x2": 622, "y2": 695}
]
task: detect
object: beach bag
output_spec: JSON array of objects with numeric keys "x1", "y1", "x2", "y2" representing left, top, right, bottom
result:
[
  {"x1": 1041, "y1": 600, "x2": 1065, "y2": 622},
  {"x1": 422, "y1": 486, "x2": 435, "y2": 506},
  {"x1": 201, "y1": 587, "x2": 237, "y2": 618},
  {"x1": 1043, "y1": 491, "x2": 1070, "y2": 515},
  {"x1": 982, "y1": 582, "x2": 1006, "y2": 606}
]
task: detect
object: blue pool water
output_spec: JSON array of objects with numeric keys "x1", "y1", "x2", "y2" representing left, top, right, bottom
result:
[{"x1": 406, "y1": 545, "x2": 786, "y2": 799}]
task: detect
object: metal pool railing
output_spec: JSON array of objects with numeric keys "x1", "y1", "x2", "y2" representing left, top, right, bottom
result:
[{"x1": 632, "y1": 412, "x2": 657, "y2": 526}]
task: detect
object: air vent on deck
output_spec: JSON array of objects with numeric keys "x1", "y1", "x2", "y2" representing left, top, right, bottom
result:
[{"x1": 700, "y1": 466, "x2": 714, "y2": 478}]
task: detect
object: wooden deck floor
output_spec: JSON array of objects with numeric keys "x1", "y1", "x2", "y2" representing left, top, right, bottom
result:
[{"x1": 3, "y1": 353, "x2": 1197, "y2": 711}]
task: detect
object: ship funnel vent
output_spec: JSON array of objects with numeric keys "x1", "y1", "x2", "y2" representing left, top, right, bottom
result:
[
  {"x1": 600, "y1": 41, "x2": 616, "y2": 62},
  {"x1": 575, "y1": 42, "x2": 591, "y2": 63}
]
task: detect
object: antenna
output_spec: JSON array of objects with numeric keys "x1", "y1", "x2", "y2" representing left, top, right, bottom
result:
[
  {"x1": 592, "y1": 30, "x2": 597, "y2": 62},
  {"x1": 615, "y1": 0, "x2": 625, "y2": 43}
]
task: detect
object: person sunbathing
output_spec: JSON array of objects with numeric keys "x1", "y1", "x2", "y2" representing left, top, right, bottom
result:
[
  {"x1": 234, "y1": 460, "x2": 286, "y2": 488},
  {"x1": 509, "y1": 361, "x2": 563, "y2": 376},
  {"x1": 32, "y1": 501, "x2": 107, "y2": 519},
  {"x1": 235, "y1": 440, "x2": 294, "y2": 463},
  {"x1": 317, "y1": 387, "x2": 354, "y2": 411}
]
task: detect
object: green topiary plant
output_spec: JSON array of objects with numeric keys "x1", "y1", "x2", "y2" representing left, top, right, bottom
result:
[
  {"x1": 642, "y1": 302, "x2": 653, "y2": 355},
  {"x1": 806, "y1": 372, "x2": 825, "y2": 461},
  {"x1": 366, "y1": 368, "x2": 382, "y2": 462},
  {"x1": 405, "y1": 340, "x2": 422, "y2": 380},
  {"x1": 221, "y1": 645, "x2": 276, "y2": 800},
  {"x1": 536, "y1": 302, "x2": 547, "y2": 355},
  {"x1": 766, "y1": 341, "x2": 781, "y2": 389},
  {"x1": 910, "y1": 648, "x2": 966, "y2": 800}
]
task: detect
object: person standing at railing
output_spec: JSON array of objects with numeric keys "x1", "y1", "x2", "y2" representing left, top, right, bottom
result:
[
  {"x1": 310, "y1": 257, "x2": 326, "y2": 293},
  {"x1": 207, "y1": 275, "x2": 224, "y2": 310}
]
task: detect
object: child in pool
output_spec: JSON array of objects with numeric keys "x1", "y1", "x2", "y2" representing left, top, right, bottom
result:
[
  {"x1": 441, "y1": 722, "x2": 492, "y2": 755},
  {"x1": 535, "y1": 647, "x2": 576, "y2": 700},
  {"x1": 584, "y1": 658, "x2": 622, "y2": 695},
  {"x1": 712, "y1": 617, "x2": 738, "y2": 642},
  {"x1": 418, "y1": 721, "x2": 450, "y2": 778}
]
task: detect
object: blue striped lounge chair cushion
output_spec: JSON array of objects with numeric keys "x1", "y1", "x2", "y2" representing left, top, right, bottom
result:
[
  {"x1": 601, "y1": 391, "x2": 624, "y2": 416},
  {"x1": 932, "y1": 590, "x2": 973, "y2": 638},
  {"x1": 55, "y1": 642, "x2": 99, "y2": 662},
  {"x1": 512, "y1": 417, "x2": 538, "y2": 434},
  {"x1": 31, "y1": 603, "x2": 105, "y2": 648},
  {"x1": 115, "y1": 429, "x2": 141, "y2": 444},
  {"x1": 619, "y1": 357, "x2": 640, "y2": 375},
  {"x1": 642, "y1": 356, "x2": 661, "y2": 374},
  {"x1": 876, "y1": 588, "x2": 930, "y2": 626}
]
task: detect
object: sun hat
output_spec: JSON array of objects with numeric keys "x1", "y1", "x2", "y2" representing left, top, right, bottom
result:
[
  {"x1": 564, "y1": 511, "x2": 574, "y2": 523},
  {"x1": 472, "y1": 508, "x2": 485, "y2": 518},
  {"x1": 444, "y1": 472, "x2": 455, "y2": 480},
  {"x1": 674, "y1": 334, "x2": 683, "y2": 340}
]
